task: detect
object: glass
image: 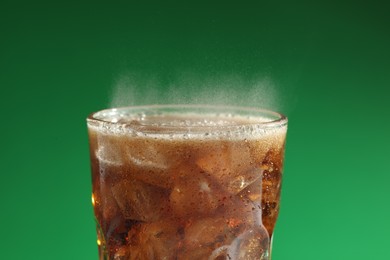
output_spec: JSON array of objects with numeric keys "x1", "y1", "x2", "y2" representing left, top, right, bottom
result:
[{"x1": 87, "y1": 105, "x2": 287, "y2": 260}]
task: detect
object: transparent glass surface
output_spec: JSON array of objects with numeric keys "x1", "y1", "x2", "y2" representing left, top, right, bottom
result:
[{"x1": 87, "y1": 105, "x2": 287, "y2": 260}]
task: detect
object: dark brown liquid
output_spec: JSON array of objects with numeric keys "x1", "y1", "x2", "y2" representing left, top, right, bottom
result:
[{"x1": 88, "y1": 117, "x2": 286, "y2": 260}]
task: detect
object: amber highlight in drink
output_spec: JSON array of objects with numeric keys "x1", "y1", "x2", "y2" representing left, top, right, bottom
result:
[{"x1": 87, "y1": 105, "x2": 287, "y2": 260}]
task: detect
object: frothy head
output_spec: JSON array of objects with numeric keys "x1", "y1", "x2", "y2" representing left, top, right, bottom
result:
[{"x1": 87, "y1": 105, "x2": 287, "y2": 140}]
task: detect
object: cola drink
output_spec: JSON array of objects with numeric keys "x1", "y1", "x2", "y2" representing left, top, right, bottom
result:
[{"x1": 87, "y1": 105, "x2": 287, "y2": 260}]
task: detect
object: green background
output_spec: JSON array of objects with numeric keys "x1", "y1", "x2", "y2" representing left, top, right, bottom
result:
[{"x1": 1, "y1": 1, "x2": 389, "y2": 259}]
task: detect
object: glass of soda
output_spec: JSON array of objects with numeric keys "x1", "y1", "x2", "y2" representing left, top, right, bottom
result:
[{"x1": 87, "y1": 105, "x2": 287, "y2": 260}]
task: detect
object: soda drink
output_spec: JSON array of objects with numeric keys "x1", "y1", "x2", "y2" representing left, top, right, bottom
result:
[{"x1": 87, "y1": 105, "x2": 287, "y2": 260}]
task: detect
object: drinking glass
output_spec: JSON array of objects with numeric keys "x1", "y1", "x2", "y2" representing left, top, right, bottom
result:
[{"x1": 87, "y1": 105, "x2": 287, "y2": 259}]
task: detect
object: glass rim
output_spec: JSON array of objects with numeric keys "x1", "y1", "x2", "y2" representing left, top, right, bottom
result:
[{"x1": 87, "y1": 104, "x2": 287, "y2": 134}]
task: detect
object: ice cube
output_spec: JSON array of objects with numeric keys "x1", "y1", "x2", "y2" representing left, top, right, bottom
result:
[
  {"x1": 178, "y1": 217, "x2": 244, "y2": 260},
  {"x1": 111, "y1": 179, "x2": 171, "y2": 222},
  {"x1": 179, "y1": 213, "x2": 266, "y2": 259},
  {"x1": 236, "y1": 177, "x2": 282, "y2": 238},
  {"x1": 127, "y1": 220, "x2": 181, "y2": 259},
  {"x1": 209, "y1": 245, "x2": 230, "y2": 260},
  {"x1": 184, "y1": 217, "x2": 235, "y2": 247},
  {"x1": 127, "y1": 142, "x2": 169, "y2": 170},
  {"x1": 239, "y1": 176, "x2": 262, "y2": 202},
  {"x1": 225, "y1": 193, "x2": 263, "y2": 230},
  {"x1": 93, "y1": 178, "x2": 138, "y2": 260},
  {"x1": 227, "y1": 229, "x2": 270, "y2": 260},
  {"x1": 196, "y1": 144, "x2": 261, "y2": 194},
  {"x1": 95, "y1": 135, "x2": 125, "y2": 166},
  {"x1": 169, "y1": 169, "x2": 227, "y2": 218},
  {"x1": 226, "y1": 168, "x2": 263, "y2": 196},
  {"x1": 92, "y1": 179, "x2": 121, "y2": 231},
  {"x1": 125, "y1": 141, "x2": 173, "y2": 188}
]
